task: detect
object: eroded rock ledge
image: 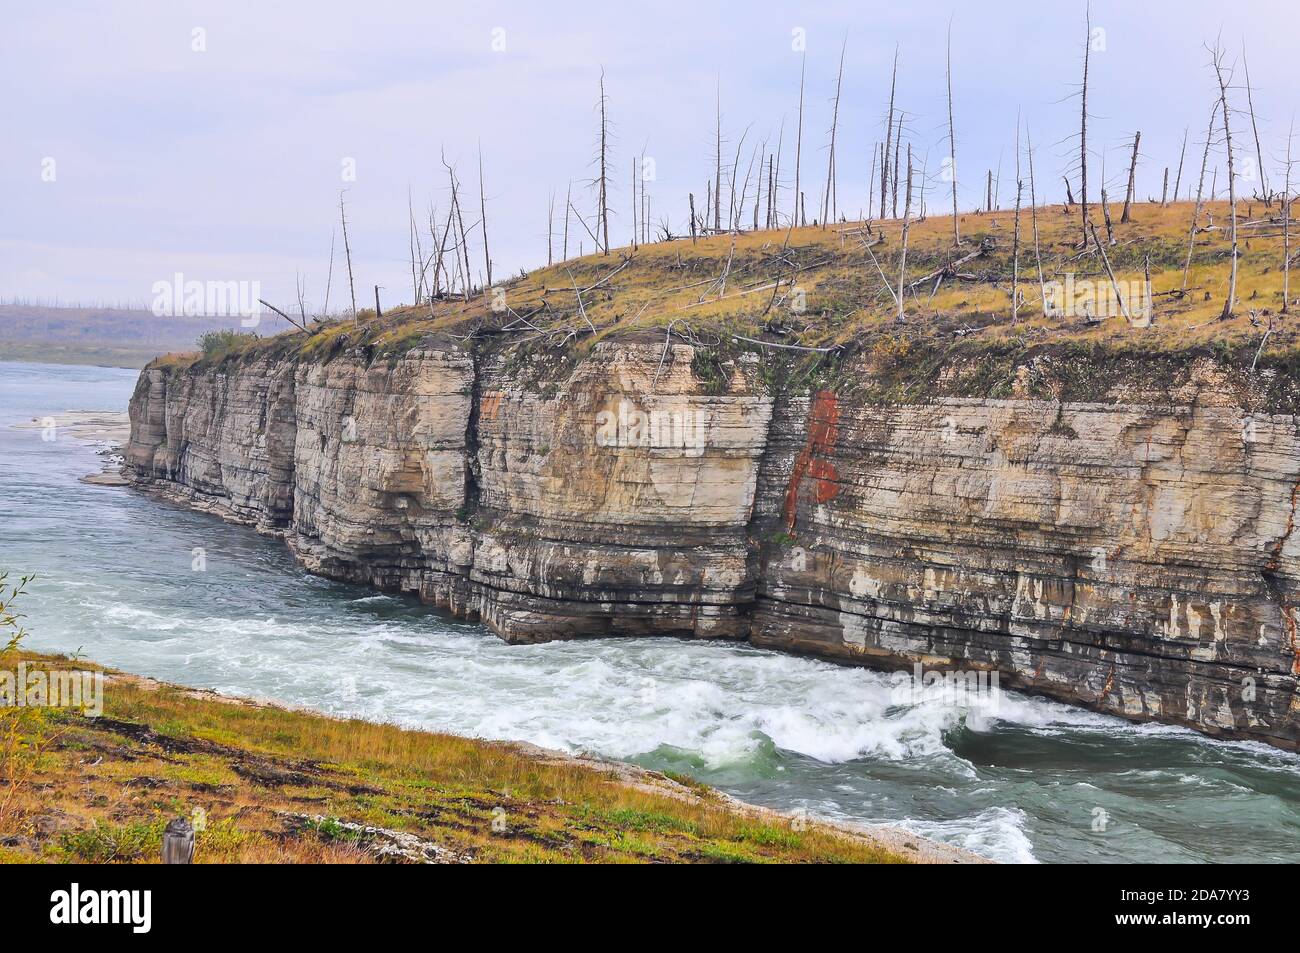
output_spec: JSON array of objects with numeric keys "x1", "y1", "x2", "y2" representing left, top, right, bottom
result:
[{"x1": 124, "y1": 339, "x2": 1300, "y2": 749}]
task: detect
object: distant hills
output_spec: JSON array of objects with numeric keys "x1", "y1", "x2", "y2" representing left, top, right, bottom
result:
[{"x1": 0, "y1": 303, "x2": 296, "y2": 368}]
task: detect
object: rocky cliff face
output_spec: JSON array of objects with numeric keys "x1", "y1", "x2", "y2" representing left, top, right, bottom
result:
[{"x1": 125, "y1": 339, "x2": 1300, "y2": 749}]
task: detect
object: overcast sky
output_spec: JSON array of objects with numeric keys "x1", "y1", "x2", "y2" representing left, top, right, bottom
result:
[{"x1": 2, "y1": 0, "x2": 1296, "y2": 312}]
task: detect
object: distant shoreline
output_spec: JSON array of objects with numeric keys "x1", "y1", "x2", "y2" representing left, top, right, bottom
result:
[{"x1": 0, "y1": 344, "x2": 161, "y2": 370}]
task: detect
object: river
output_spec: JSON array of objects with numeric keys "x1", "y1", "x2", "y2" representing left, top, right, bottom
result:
[{"x1": 3, "y1": 359, "x2": 1298, "y2": 863}]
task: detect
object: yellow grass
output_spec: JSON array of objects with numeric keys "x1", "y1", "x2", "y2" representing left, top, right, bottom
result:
[{"x1": 0, "y1": 653, "x2": 913, "y2": 864}]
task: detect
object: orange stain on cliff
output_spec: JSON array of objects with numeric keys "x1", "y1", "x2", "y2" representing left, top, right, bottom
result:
[
  {"x1": 783, "y1": 389, "x2": 841, "y2": 531},
  {"x1": 480, "y1": 391, "x2": 503, "y2": 421}
]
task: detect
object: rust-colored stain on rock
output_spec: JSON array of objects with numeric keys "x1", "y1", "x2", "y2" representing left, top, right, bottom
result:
[
  {"x1": 784, "y1": 389, "x2": 840, "y2": 531},
  {"x1": 480, "y1": 391, "x2": 503, "y2": 421}
]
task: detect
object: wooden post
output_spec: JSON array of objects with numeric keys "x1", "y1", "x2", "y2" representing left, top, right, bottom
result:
[{"x1": 162, "y1": 817, "x2": 194, "y2": 864}]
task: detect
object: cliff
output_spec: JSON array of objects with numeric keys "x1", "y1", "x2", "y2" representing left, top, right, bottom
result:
[{"x1": 125, "y1": 203, "x2": 1300, "y2": 749}]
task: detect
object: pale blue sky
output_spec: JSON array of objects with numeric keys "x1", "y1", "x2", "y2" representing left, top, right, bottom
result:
[{"x1": 2, "y1": 0, "x2": 1295, "y2": 310}]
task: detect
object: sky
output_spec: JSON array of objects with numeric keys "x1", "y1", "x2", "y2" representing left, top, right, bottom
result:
[{"x1": 2, "y1": 0, "x2": 1296, "y2": 313}]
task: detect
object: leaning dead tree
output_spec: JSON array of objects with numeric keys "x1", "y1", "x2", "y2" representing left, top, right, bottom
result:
[
  {"x1": 1210, "y1": 42, "x2": 1239, "y2": 319},
  {"x1": 338, "y1": 190, "x2": 357, "y2": 322},
  {"x1": 1172, "y1": 127, "x2": 1188, "y2": 204},
  {"x1": 1241, "y1": 42, "x2": 1270, "y2": 205},
  {"x1": 1181, "y1": 103, "x2": 1220, "y2": 293}
]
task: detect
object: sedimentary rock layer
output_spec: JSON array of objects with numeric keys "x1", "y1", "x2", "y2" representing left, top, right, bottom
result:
[{"x1": 124, "y1": 340, "x2": 1300, "y2": 749}]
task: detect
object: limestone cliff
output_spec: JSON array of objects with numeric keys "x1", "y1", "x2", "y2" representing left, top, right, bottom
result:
[{"x1": 124, "y1": 333, "x2": 1300, "y2": 751}]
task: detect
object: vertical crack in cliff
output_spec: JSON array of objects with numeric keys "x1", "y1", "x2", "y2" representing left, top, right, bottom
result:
[
  {"x1": 1262, "y1": 418, "x2": 1300, "y2": 676},
  {"x1": 461, "y1": 343, "x2": 483, "y2": 520}
]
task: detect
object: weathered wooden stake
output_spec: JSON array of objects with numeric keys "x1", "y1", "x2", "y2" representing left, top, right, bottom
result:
[{"x1": 162, "y1": 817, "x2": 194, "y2": 864}]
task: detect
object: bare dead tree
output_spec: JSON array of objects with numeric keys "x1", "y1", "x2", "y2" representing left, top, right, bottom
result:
[
  {"x1": 1026, "y1": 125, "x2": 1047, "y2": 315},
  {"x1": 903, "y1": 143, "x2": 913, "y2": 221},
  {"x1": 1090, "y1": 223, "x2": 1133, "y2": 322},
  {"x1": 563, "y1": 181, "x2": 572, "y2": 260},
  {"x1": 1012, "y1": 118, "x2": 1022, "y2": 322},
  {"x1": 688, "y1": 192, "x2": 697, "y2": 242},
  {"x1": 1284, "y1": 117, "x2": 1294, "y2": 313},
  {"x1": 1079, "y1": 2, "x2": 1092, "y2": 246},
  {"x1": 443, "y1": 153, "x2": 472, "y2": 301},
  {"x1": 547, "y1": 190, "x2": 555, "y2": 266},
  {"x1": 892, "y1": 115, "x2": 902, "y2": 218},
  {"x1": 631, "y1": 157, "x2": 638, "y2": 249},
  {"x1": 822, "y1": 37, "x2": 847, "y2": 227},
  {"x1": 1161, "y1": 167, "x2": 1169, "y2": 206},
  {"x1": 338, "y1": 190, "x2": 357, "y2": 322},
  {"x1": 597, "y1": 69, "x2": 611, "y2": 255},
  {"x1": 794, "y1": 54, "x2": 806, "y2": 227},
  {"x1": 478, "y1": 145, "x2": 492, "y2": 287},
  {"x1": 946, "y1": 19, "x2": 960, "y2": 245},
  {"x1": 407, "y1": 187, "x2": 421, "y2": 304},
  {"x1": 1242, "y1": 42, "x2": 1270, "y2": 204},
  {"x1": 773, "y1": 119, "x2": 784, "y2": 226},
  {"x1": 1173, "y1": 127, "x2": 1188, "y2": 204},
  {"x1": 883, "y1": 45, "x2": 899, "y2": 220},
  {"x1": 867, "y1": 144, "x2": 877, "y2": 220},
  {"x1": 726, "y1": 124, "x2": 751, "y2": 231},
  {"x1": 1181, "y1": 104, "x2": 1220, "y2": 293},
  {"x1": 715, "y1": 78, "x2": 723, "y2": 232},
  {"x1": 321, "y1": 228, "x2": 335, "y2": 319},
  {"x1": 295, "y1": 272, "x2": 309, "y2": 325},
  {"x1": 897, "y1": 190, "x2": 912, "y2": 323},
  {"x1": 1210, "y1": 42, "x2": 1239, "y2": 319},
  {"x1": 1121, "y1": 131, "x2": 1141, "y2": 223}
]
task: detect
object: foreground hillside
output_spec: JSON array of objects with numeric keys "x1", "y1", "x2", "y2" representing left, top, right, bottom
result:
[{"x1": 0, "y1": 652, "x2": 959, "y2": 864}]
